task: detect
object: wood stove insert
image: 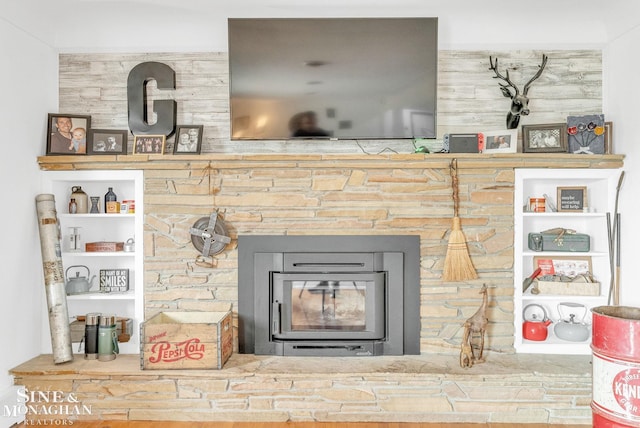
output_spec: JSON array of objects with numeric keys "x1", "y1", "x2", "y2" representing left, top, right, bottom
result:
[{"x1": 238, "y1": 235, "x2": 420, "y2": 356}]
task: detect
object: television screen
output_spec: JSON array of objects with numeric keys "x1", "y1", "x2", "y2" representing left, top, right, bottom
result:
[{"x1": 228, "y1": 17, "x2": 438, "y2": 140}]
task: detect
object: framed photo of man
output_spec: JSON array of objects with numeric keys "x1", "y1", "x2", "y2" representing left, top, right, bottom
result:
[
  {"x1": 173, "y1": 125, "x2": 203, "y2": 154},
  {"x1": 133, "y1": 135, "x2": 166, "y2": 154},
  {"x1": 88, "y1": 129, "x2": 128, "y2": 155},
  {"x1": 46, "y1": 114, "x2": 91, "y2": 155}
]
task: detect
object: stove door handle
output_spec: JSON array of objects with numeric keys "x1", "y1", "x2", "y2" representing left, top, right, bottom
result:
[{"x1": 272, "y1": 302, "x2": 281, "y2": 335}]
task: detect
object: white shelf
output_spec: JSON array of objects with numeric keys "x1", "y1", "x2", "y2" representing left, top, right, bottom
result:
[
  {"x1": 66, "y1": 290, "x2": 136, "y2": 300},
  {"x1": 514, "y1": 168, "x2": 621, "y2": 355},
  {"x1": 59, "y1": 213, "x2": 135, "y2": 219},
  {"x1": 523, "y1": 251, "x2": 608, "y2": 257},
  {"x1": 62, "y1": 251, "x2": 135, "y2": 257},
  {"x1": 40, "y1": 169, "x2": 144, "y2": 355}
]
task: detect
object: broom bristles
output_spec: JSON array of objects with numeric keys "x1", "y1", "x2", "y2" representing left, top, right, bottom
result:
[{"x1": 443, "y1": 217, "x2": 478, "y2": 282}]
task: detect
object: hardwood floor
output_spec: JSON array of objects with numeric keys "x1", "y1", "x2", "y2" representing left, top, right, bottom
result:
[{"x1": 15, "y1": 422, "x2": 588, "y2": 428}]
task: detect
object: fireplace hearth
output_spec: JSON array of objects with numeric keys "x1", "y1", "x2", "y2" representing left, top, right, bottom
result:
[{"x1": 238, "y1": 235, "x2": 420, "y2": 356}]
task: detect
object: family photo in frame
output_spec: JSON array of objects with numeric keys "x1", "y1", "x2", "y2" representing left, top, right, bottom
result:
[
  {"x1": 88, "y1": 129, "x2": 128, "y2": 155},
  {"x1": 133, "y1": 135, "x2": 166, "y2": 154},
  {"x1": 46, "y1": 113, "x2": 91, "y2": 155},
  {"x1": 482, "y1": 129, "x2": 518, "y2": 154},
  {"x1": 522, "y1": 123, "x2": 568, "y2": 153},
  {"x1": 173, "y1": 125, "x2": 203, "y2": 154}
]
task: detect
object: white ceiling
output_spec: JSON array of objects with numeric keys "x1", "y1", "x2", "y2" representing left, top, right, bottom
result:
[{"x1": 3, "y1": 0, "x2": 640, "y2": 52}]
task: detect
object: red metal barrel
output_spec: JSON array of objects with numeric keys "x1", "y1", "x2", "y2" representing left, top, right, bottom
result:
[{"x1": 591, "y1": 306, "x2": 640, "y2": 427}]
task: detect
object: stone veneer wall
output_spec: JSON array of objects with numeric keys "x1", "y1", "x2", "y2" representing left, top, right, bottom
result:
[
  {"x1": 11, "y1": 353, "x2": 594, "y2": 424},
  {"x1": 38, "y1": 154, "x2": 624, "y2": 355},
  {"x1": 19, "y1": 48, "x2": 615, "y2": 426},
  {"x1": 34, "y1": 153, "x2": 622, "y2": 424}
]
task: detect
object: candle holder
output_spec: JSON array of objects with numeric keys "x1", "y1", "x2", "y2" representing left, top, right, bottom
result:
[{"x1": 90, "y1": 196, "x2": 100, "y2": 213}]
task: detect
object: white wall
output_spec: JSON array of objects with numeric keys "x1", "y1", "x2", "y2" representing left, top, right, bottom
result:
[
  {"x1": 42, "y1": 0, "x2": 621, "y2": 53},
  {"x1": 602, "y1": 23, "x2": 640, "y2": 307},
  {"x1": 0, "y1": 16, "x2": 57, "y2": 400}
]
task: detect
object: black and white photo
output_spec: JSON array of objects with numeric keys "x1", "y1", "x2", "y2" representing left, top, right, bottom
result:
[
  {"x1": 88, "y1": 129, "x2": 128, "y2": 155},
  {"x1": 173, "y1": 125, "x2": 203, "y2": 154},
  {"x1": 522, "y1": 123, "x2": 568, "y2": 153}
]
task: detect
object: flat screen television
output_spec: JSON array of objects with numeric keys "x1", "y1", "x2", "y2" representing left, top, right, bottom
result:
[{"x1": 228, "y1": 17, "x2": 438, "y2": 140}]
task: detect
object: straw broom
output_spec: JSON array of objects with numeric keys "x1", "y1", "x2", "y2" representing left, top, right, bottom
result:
[{"x1": 443, "y1": 159, "x2": 478, "y2": 282}]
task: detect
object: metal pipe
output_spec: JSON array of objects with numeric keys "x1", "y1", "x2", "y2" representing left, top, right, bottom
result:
[{"x1": 35, "y1": 194, "x2": 73, "y2": 364}]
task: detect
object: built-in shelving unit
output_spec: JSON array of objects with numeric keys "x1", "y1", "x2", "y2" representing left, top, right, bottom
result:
[
  {"x1": 40, "y1": 170, "x2": 143, "y2": 354},
  {"x1": 514, "y1": 168, "x2": 622, "y2": 354}
]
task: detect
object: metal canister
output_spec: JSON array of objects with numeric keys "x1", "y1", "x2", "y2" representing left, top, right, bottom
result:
[
  {"x1": 528, "y1": 197, "x2": 546, "y2": 212},
  {"x1": 123, "y1": 199, "x2": 135, "y2": 214},
  {"x1": 84, "y1": 313, "x2": 101, "y2": 359},
  {"x1": 97, "y1": 314, "x2": 119, "y2": 361}
]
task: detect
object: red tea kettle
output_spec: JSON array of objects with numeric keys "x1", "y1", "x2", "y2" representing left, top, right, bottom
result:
[{"x1": 522, "y1": 303, "x2": 552, "y2": 341}]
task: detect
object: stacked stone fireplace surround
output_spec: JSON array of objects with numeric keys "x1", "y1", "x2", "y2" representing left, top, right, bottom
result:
[
  {"x1": 15, "y1": 153, "x2": 622, "y2": 425},
  {"x1": 13, "y1": 51, "x2": 624, "y2": 424}
]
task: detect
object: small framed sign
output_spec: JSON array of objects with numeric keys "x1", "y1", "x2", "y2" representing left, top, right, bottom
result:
[
  {"x1": 99, "y1": 269, "x2": 130, "y2": 292},
  {"x1": 557, "y1": 186, "x2": 587, "y2": 212}
]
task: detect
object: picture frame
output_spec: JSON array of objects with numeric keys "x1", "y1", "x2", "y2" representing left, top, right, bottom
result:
[
  {"x1": 557, "y1": 186, "x2": 587, "y2": 212},
  {"x1": 521, "y1": 123, "x2": 568, "y2": 153},
  {"x1": 173, "y1": 125, "x2": 203, "y2": 154},
  {"x1": 482, "y1": 129, "x2": 518, "y2": 153},
  {"x1": 533, "y1": 256, "x2": 592, "y2": 277},
  {"x1": 46, "y1": 113, "x2": 91, "y2": 155},
  {"x1": 604, "y1": 121, "x2": 613, "y2": 154},
  {"x1": 87, "y1": 129, "x2": 128, "y2": 155},
  {"x1": 133, "y1": 135, "x2": 166, "y2": 154}
]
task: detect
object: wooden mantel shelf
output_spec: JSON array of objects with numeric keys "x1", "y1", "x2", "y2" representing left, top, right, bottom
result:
[{"x1": 37, "y1": 153, "x2": 625, "y2": 171}]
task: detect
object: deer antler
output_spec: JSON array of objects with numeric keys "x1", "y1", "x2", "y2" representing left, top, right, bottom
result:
[
  {"x1": 489, "y1": 56, "x2": 519, "y2": 99},
  {"x1": 522, "y1": 54, "x2": 549, "y2": 95}
]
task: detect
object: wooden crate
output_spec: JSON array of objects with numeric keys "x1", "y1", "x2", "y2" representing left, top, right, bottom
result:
[
  {"x1": 535, "y1": 280, "x2": 600, "y2": 296},
  {"x1": 140, "y1": 311, "x2": 233, "y2": 370}
]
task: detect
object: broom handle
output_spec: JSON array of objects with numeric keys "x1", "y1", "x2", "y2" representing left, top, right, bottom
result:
[{"x1": 451, "y1": 159, "x2": 459, "y2": 217}]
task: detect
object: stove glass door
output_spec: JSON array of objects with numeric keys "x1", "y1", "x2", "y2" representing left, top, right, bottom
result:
[{"x1": 271, "y1": 272, "x2": 385, "y2": 340}]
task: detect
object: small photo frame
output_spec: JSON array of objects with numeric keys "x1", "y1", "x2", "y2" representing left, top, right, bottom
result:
[
  {"x1": 133, "y1": 135, "x2": 166, "y2": 154},
  {"x1": 604, "y1": 121, "x2": 613, "y2": 154},
  {"x1": 522, "y1": 123, "x2": 568, "y2": 153},
  {"x1": 482, "y1": 129, "x2": 518, "y2": 153},
  {"x1": 557, "y1": 186, "x2": 587, "y2": 212},
  {"x1": 173, "y1": 125, "x2": 203, "y2": 154},
  {"x1": 46, "y1": 113, "x2": 91, "y2": 155},
  {"x1": 88, "y1": 129, "x2": 128, "y2": 155}
]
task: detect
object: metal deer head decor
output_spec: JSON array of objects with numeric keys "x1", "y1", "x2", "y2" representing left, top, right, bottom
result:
[{"x1": 489, "y1": 54, "x2": 548, "y2": 129}]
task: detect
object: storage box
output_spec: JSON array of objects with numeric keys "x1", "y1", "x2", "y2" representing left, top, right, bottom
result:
[
  {"x1": 528, "y1": 231, "x2": 590, "y2": 252},
  {"x1": 535, "y1": 280, "x2": 600, "y2": 296},
  {"x1": 85, "y1": 241, "x2": 124, "y2": 252},
  {"x1": 140, "y1": 311, "x2": 233, "y2": 370}
]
